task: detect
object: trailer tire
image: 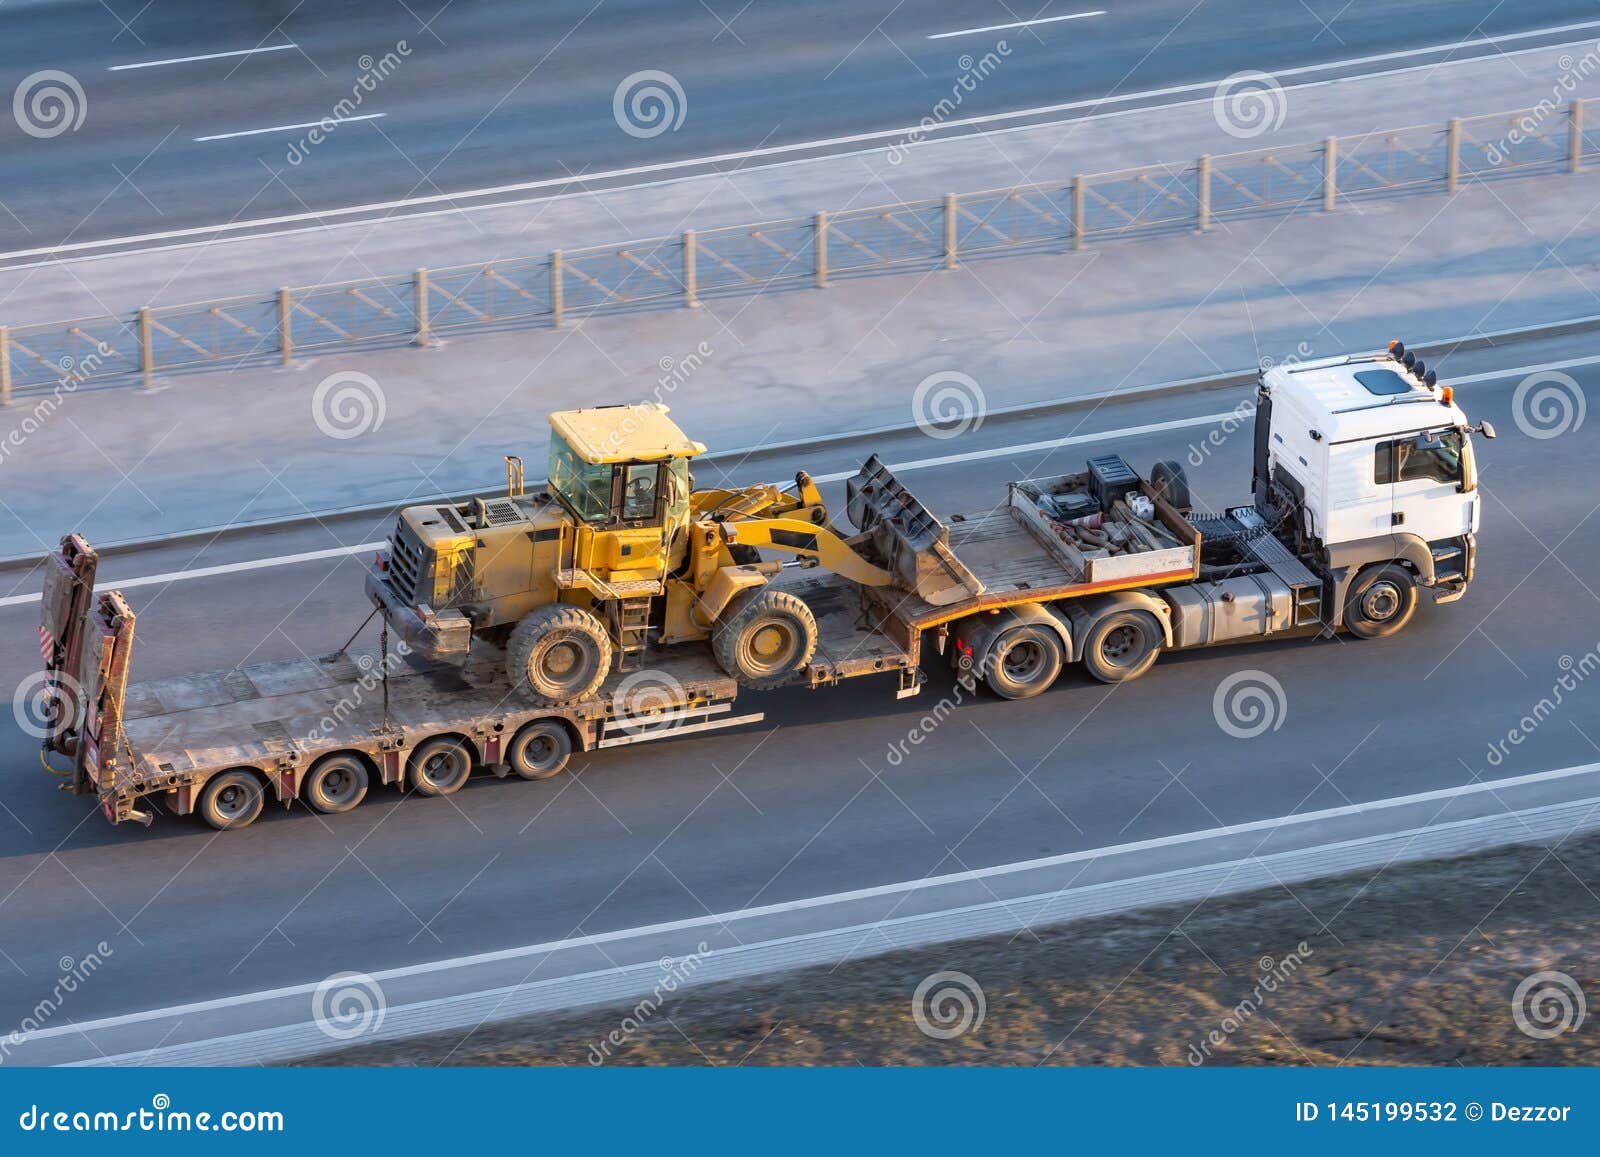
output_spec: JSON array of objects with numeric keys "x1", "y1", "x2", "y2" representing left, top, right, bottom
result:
[
  {"x1": 1343, "y1": 563, "x2": 1417, "y2": 639},
  {"x1": 507, "y1": 719, "x2": 574, "y2": 781},
  {"x1": 1082, "y1": 610, "x2": 1162, "y2": 683},
  {"x1": 713, "y1": 587, "x2": 818, "y2": 690},
  {"x1": 199, "y1": 769, "x2": 265, "y2": 831},
  {"x1": 305, "y1": 753, "x2": 370, "y2": 814},
  {"x1": 506, "y1": 605, "x2": 614, "y2": 706},
  {"x1": 409, "y1": 736, "x2": 474, "y2": 797},
  {"x1": 983, "y1": 623, "x2": 1065, "y2": 700},
  {"x1": 1150, "y1": 460, "x2": 1192, "y2": 511}
]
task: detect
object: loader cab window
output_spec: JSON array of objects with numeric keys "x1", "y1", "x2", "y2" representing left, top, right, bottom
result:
[
  {"x1": 548, "y1": 433, "x2": 612, "y2": 523},
  {"x1": 1374, "y1": 430, "x2": 1463, "y2": 486},
  {"x1": 621, "y1": 462, "x2": 660, "y2": 522}
]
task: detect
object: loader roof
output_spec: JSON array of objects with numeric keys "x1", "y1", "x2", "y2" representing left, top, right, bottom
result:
[{"x1": 548, "y1": 403, "x2": 708, "y2": 464}]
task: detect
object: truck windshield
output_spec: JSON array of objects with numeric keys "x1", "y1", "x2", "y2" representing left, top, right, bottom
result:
[
  {"x1": 548, "y1": 433, "x2": 612, "y2": 521},
  {"x1": 1396, "y1": 429, "x2": 1463, "y2": 485}
]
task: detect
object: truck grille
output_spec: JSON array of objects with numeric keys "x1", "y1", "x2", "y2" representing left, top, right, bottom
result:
[{"x1": 386, "y1": 519, "x2": 430, "y2": 603}]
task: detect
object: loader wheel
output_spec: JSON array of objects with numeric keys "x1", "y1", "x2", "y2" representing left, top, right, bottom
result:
[
  {"x1": 507, "y1": 719, "x2": 573, "y2": 781},
  {"x1": 713, "y1": 587, "x2": 818, "y2": 690},
  {"x1": 199, "y1": 769, "x2": 265, "y2": 831},
  {"x1": 1343, "y1": 564, "x2": 1417, "y2": 640},
  {"x1": 409, "y1": 737, "x2": 473, "y2": 797},
  {"x1": 983, "y1": 624, "x2": 1065, "y2": 700},
  {"x1": 506, "y1": 605, "x2": 614, "y2": 706},
  {"x1": 1082, "y1": 610, "x2": 1162, "y2": 684},
  {"x1": 305, "y1": 753, "x2": 369, "y2": 814},
  {"x1": 1150, "y1": 460, "x2": 1192, "y2": 511}
]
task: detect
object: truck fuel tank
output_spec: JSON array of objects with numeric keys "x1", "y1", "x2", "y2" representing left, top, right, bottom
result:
[{"x1": 1164, "y1": 573, "x2": 1294, "y2": 648}]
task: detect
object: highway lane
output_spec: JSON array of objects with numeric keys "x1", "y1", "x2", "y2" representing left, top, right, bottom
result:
[
  {"x1": 0, "y1": 357, "x2": 1596, "y2": 1030},
  {"x1": 1, "y1": 0, "x2": 1597, "y2": 248}
]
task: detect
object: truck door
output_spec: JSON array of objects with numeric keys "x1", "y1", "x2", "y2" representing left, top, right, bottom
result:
[
  {"x1": 1382, "y1": 428, "x2": 1473, "y2": 544},
  {"x1": 1323, "y1": 440, "x2": 1391, "y2": 544}
]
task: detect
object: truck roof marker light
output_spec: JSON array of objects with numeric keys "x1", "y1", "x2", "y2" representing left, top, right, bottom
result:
[
  {"x1": 1424, "y1": 370, "x2": 1438, "y2": 388},
  {"x1": 1403, "y1": 351, "x2": 1416, "y2": 369},
  {"x1": 1390, "y1": 341, "x2": 1406, "y2": 360},
  {"x1": 1411, "y1": 359, "x2": 1426, "y2": 380}
]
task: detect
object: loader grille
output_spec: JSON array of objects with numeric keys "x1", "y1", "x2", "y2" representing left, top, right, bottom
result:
[{"x1": 386, "y1": 519, "x2": 430, "y2": 604}]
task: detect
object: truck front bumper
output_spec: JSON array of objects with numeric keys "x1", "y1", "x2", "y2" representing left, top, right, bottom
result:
[{"x1": 364, "y1": 564, "x2": 473, "y2": 665}]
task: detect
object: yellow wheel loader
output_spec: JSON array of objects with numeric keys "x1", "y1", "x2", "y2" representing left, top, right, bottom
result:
[{"x1": 364, "y1": 403, "x2": 983, "y2": 705}]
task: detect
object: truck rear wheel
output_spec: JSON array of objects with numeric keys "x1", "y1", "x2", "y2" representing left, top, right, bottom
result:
[
  {"x1": 984, "y1": 624, "x2": 1064, "y2": 700},
  {"x1": 507, "y1": 719, "x2": 573, "y2": 780},
  {"x1": 1082, "y1": 611, "x2": 1162, "y2": 683},
  {"x1": 506, "y1": 605, "x2": 614, "y2": 706},
  {"x1": 1343, "y1": 564, "x2": 1417, "y2": 639},
  {"x1": 409, "y1": 737, "x2": 473, "y2": 797},
  {"x1": 305, "y1": 753, "x2": 369, "y2": 814},
  {"x1": 199, "y1": 769, "x2": 265, "y2": 831},
  {"x1": 713, "y1": 587, "x2": 818, "y2": 690}
]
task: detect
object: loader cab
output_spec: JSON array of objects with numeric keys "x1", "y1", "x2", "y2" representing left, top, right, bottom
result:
[{"x1": 545, "y1": 404, "x2": 705, "y2": 529}]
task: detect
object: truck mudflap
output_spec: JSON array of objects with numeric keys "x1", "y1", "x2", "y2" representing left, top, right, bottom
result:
[{"x1": 844, "y1": 455, "x2": 986, "y2": 607}]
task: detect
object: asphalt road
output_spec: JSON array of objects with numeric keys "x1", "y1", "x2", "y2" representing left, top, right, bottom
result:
[
  {"x1": 0, "y1": 346, "x2": 1596, "y2": 1033},
  {"x1": 2, "y1": 0, "x2": 1598, "y2": 249}
]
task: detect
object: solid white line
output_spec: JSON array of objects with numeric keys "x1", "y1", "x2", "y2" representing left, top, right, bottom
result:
[
  {"x1": 928, "y1": 11, "x2": 1105, "y2": 39},
  {"x1": 1448, "y1": 353, "x2": 1600, "y2": 383},
  {"x1": 19, "y1": 760, "x2": 1600, "y2": 1045},
  {"x1": 108, "y1": 44, "x2": 299, "y2": 71},
  {"x1": 193, "y1": 113, "x2": 386, "y2": 142},
  {"x1": 4, "y1": 20, "x2": 1598, "y2": 264}
]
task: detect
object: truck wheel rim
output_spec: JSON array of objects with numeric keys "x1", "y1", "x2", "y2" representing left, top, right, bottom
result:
[
  {"x1": 216, "y1": 784, "x2": 250, "y2": 817},
  {"x1": 1102, "y1": 625, "x2": 1140, "y2": 663},
  {"x1": 1361, "y1": 582, "x2": 1401, "y2": 621},
  {"x1": 1003, "y1": 640, "x2": 1046, "y2": 681},
  {"x1": 525, "y1": 735, "x2": 555, "y2": 766},
  {"x1": 423, "y1": 752, "x2": 462, "y2": 783},
  {"x1": 323, "y1": 766, "x2": 357, "y2": 802}
]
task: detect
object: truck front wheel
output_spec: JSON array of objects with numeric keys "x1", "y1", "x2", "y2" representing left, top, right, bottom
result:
[
  {"x1": 713, "y1": 587, "x2": 818, "y2": 690},
  {"x1": 1082, "y1": 611, "x2": 1162, "y2": 683},
  {"x1": 983, "y1": 624, "x2": 1064, "y2": 699},
  {"x1": 1343, "y1": 564, "x2": 1417, "y2": 639},
  {"x1": 506, "y1": 605, "x2": 614, "y2": 705}
]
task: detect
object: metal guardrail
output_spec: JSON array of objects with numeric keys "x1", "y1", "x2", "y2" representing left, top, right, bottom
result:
[{"x1": 1, "y1": 99, "x2": 1590, "y2": 403}]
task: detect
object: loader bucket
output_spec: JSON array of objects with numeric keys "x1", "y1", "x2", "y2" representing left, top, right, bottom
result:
[{"x1": 844, "y1": 455, "x2": 986, "y2": 607}]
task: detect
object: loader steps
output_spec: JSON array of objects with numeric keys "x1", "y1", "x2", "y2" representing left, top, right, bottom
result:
[{"x1": 611, "y1": 597, "x2": 653, "y2": 673}]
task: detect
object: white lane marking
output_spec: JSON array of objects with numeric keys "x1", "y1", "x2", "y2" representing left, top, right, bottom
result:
[
  {"x1": 5, "y1": 20, "x2": 1599, "y2": 264},
  {"x1": 928, "y1": 11, "x2": 1105, "y2": 39},
  {"x1": 193, "y1": 113, "x2": 386, "y2": 142},
  {"x1": 0, "y1": 543, "x2": 385, "y2": 608},
  {"x1": 1448, "y1": 353, "x2": 1600, "y2": 383},
  {"x1": 109, "y1": 44, "x2": 299, "y2": 71},
  {"x1": 18, "y1": 760, "x2": 1600, "y2": 1045}
]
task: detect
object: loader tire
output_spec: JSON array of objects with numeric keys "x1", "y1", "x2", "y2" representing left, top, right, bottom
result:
[
  {"x1": 506, "y1": 605, "x2": 614, "y2": 706},
  {"x1": 713, "y1": 587, "x2": 818, "y2": 690}
]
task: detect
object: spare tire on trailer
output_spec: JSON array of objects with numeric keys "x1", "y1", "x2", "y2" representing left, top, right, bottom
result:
[
  {"x1": 1149, "y1": 460, "x2": 1192, "y2": 512},
  {"x1": 712, "y1": 587, "x2": 818, "y2": 690},
  {"x1": 506, "y1": 604, "x2": 614, "y2": 706}
]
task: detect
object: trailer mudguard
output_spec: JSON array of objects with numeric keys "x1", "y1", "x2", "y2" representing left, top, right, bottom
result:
[
  {"x1": 1062, "y1": 589, "x2": 1176, "y2": 660},
  {"x1": 952, "y1": 603, "x2": 1073, "y2": 677}
]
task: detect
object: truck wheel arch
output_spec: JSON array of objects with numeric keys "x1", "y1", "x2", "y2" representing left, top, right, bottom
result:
[
  {"x1": 1325, "y1": 534, "x2": 1433, "y2": 627},
  {"x1": 1062, "y1": 590, "x2": 1174, "y2": 660},
  {"x1": 953, "y1": 603, "x2": 1072, "y2": 677}
]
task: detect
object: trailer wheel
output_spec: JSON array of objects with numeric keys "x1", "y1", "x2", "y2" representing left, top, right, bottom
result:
[
  {"x1": 1343, "y1": 564, "x2": 1417, "y2": 639},
  {"x1": 199, "y1": 769, "x2": 265, "y2": 831},
  {"x1": 984, "y1": 624, "x2": 1065, "y2": 700},
  {"x1": 1082, "y1": 611, "x2": 1162, "y2": 683},
  {"x1": 506, "y1": 605, "x2": 614, "y2": 706},
  {"x1": 409, "y1": 737, "x2": 474, "y2": 797},
  {"x1": 305, "y1": 753, "x2": 370, "y2": 814},
  {"x1": 713, "y1": 587, "x2": 818, "y2": 690},
  {"x1": 507, "y1": 719, "x2": 573, "y2": 781},
  {"x1": 1149, "y1": 460, "x2": 1192, "y2": 511}
]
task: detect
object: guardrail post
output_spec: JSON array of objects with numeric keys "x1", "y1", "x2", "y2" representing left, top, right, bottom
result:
[
  {"x1": 0, "y1": 326, "x2": 10, "y2": 407},
  {"x1": 413, "y1": 267, "x2": 431, "y2": 346},
  {"x1": 551, "y1": 250, "x2": 565, "y2": 327},
  {"x1": 1071, "y1": 176, "x2": 1085, "y2": 249},
  {"x1": 277, "y1": 288, "x2": 292, "y2": 365},
  {"x1": 138, "y1": 307, "x2": 153, "y2": 387},
  {"x1": 1446, "y1": 118, "x2": 1461, "y2": 192},
  {"x1": 1571, "y1": 100, "x2": 1585, "y2": 173},
  {"x1": 943, "y1": 193, "x2": 958, "y2": 269},
  {"x1": 814, "y1": 212, "x2": 829, "y2": 287},
  {"x1": 1323, "y1": 137, "x2": 1338, "y2": 211},
  {"x1": 1197, "y1": 155, "x2": 1211, "y2": 233},
  {"x1": 683, "y1": 230, "x2": 699, "y2": 308}
]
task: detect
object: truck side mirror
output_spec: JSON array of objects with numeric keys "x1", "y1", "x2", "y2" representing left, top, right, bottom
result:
[{"x1": 1477, "y1": 420, "x2": 1497, "y2": 440}]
